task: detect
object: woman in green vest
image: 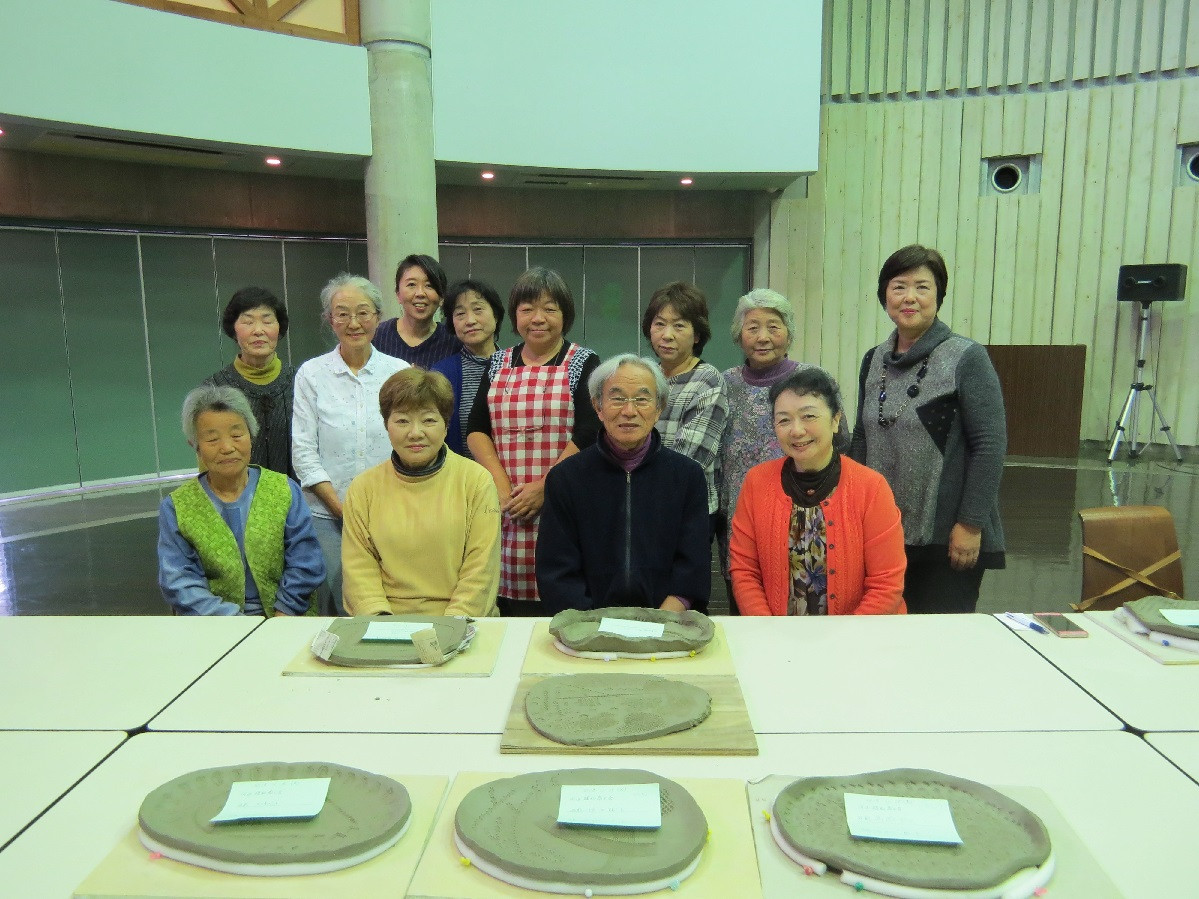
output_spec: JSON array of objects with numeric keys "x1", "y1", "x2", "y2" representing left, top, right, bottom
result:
[{"x1": 158, "y1": 385, "x2": 325, "y2": 616}]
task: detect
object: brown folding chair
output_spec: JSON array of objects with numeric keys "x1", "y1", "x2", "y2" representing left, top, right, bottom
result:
[{"x1": 1075, "y1": 505, "x2": 1185, "y2": 612}]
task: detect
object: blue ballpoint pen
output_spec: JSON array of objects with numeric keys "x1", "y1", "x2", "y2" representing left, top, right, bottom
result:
[{"x1": 1004, "y1": 612, "x2": 1048, "y2": 634}]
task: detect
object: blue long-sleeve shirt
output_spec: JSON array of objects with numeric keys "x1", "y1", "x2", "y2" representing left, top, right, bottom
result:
[{"x1": 157, "y1": 468, "x2": 326, "y2": 615}]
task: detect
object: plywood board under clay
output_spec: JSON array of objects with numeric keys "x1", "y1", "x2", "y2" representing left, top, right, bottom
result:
[
  {"x1": 745, "y1": 775, "x2": 1122, "y2": 897},
  {"x1": 521, "y1": 620, "x2": 736, "y2": 676},
  {"x1": 1089, "y1": 611, "x2": 1199, "y2": 666},
  {"x1": 407, "y1": 771, "x2": 762, "y2": 899},
  {"x1": 73, "y1": 775, "x2": 448, "y2": 898},
  {"x1": 501, "y1": 674, "x2": 758, "y2": 756},
  {"x1": 282, "y1": 621, "x2": 507, "y2": 677}
]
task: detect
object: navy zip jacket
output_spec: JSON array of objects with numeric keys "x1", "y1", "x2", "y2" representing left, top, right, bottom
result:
[{"x1": 536, "y1": 430, "x2": 711, "y2": 614}]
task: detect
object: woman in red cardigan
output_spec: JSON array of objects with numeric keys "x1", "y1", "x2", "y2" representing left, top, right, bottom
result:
[{"x1": 729, "y1": 367, "x2": 907, "y2": 615}]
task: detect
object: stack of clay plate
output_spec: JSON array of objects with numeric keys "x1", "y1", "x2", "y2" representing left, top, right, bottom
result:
[
  {"x1": 312, "y1": 614, "x2": 475, "y2": 667},
  {"x1": 138, "y1": 761, "x2": 412, "y2": 876},
  {"x1": 454, "y1": 768, "x2": 708, "y2": 895},
  {"x1": 549, "y1": 606, "x2": 715, "y2": 659},
  {"x1": 770, "y1": 768, "x2": 1054, "y2": 898}
]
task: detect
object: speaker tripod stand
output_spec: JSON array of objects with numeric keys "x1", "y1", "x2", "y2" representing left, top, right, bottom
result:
[{"x1": 1107, "y1": 299, "x2": 1182, "y2": 463}]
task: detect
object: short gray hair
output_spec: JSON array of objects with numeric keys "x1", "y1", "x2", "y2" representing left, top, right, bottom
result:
[
  {"x1": 181, "y1": 384, "x2": 258, "y2": 445},
  {"x1": 730, "y1": 288, "x2": 794, "y2": 346},
  {"x1": 319, "y1": 273, "x2": 383, "y2": 319},
  {"x1": 587, "y1": 354, "x2": 669, "y2": 413}
]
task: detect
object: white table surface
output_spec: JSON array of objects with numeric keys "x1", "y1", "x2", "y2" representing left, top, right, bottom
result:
[
  {"x1": 1145, "y1": 732, "x2": 1199, "y2": 782},
  {"x1": 0, "y1": 729, "x2": 1186, "y2": 898},
  {"x1": 1007, "y1": 610, "x2": 1199, "y2": 732},
  {"x1": 0, "y1": 731, "x2": 124, "y2": 850},
  {"x1": 722, "y1": 613, "x2": 1121, "y2": 733},
  {"x1": 0, "y1": 616, "x2": 262, "y2": 731}
]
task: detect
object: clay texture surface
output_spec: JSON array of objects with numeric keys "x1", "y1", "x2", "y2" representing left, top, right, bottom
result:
[
  {"x1": 772, "y1": 768, "x2": 1051, "y2": 890},
  {"x1": 1123, "y1": 596, "x2": 1199, "y2": 640},
  {"x1": 323, "y1": 615, "x2": 467, "y2": 666},
  {"x1": 549, "y1": 607, "x2": 715, "y2": 654},
  {"x1": 454, "y1": 768, "x2": 707, "y2": 887},
  {"x1": 525, "y1": 673, "x2": 711, "y2": 746},
  {"x1": 138, "y1": 761, "x2": 410, "y2": 865}
]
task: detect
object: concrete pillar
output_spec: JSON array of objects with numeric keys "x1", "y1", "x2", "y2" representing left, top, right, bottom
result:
[{"x1": 361, "y1": 0, "x2": 438, "y2": 316}]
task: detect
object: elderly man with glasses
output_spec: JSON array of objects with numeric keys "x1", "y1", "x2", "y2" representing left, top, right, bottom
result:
[{"x1": 536, "y1": 354, "x2": 711, "y2": 615}]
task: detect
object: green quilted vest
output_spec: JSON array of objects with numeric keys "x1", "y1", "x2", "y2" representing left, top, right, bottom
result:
[{"x1": 170, "y1": 467, "x2": 314, "y2": 616}]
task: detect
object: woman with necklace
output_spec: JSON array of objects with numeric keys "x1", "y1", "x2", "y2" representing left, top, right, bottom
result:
[
  {"x1": 643, "y1": 282, "x2": 729, "y2": 541},
  {"x1": 206, "y1": 287, "x2": 296, "y2": 480},
  {"x1": 158, "y1": 385, "x2": 325, "y2": 616},
  {"x1": 467, "y1": 267, "x2": 601, "y2": 616},
  {"x1": 729, "y1": 367, "x2": 905, "y2": 615},
  {"x1": 849, "y1": 245, "x2": 1007, "y2": 613}
]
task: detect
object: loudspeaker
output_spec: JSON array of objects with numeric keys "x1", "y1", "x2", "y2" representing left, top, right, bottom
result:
[{"x1": 1116, "y1": 264, "x2": 1187, "y2": 303}]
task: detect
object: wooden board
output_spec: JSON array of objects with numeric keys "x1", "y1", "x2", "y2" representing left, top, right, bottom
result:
[
  {"x1": 746, "y1": 776, "x2": 1121, "y2": 897},
  {"x1": 500, "y1": 674, "x2": 757, "y2": 756},
  {"x1": 281, "y1": 621, "x2": 507, "y2": 678},
  {"x1": 1089, "y1": 612, "x2": 1199, "y2": 666},
  {"x1": 520, "y1": 620, "x2": 736, "y2": 676},
  {"x1": 407, "y1": 772, "x2": 761, "y2": 899},
  {"x1": 73, "y1": 775, "x2": 448, "y2": 898}
]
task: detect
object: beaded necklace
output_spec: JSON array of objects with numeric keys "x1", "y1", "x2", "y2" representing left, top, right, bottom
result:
[{"x1": 877, "y1": 355, "x2": 929, "y2": 429}]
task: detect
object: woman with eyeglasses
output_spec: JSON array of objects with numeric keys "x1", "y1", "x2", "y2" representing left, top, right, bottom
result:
[
  {"x1": 849, "y1": 245, "x2": 1007, "y2": 613},
  {"x1": 292, "y1": 273, "x2": 410, "y2": 613}
]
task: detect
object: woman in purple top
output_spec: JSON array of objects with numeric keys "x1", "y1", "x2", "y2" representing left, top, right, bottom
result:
[
  {"x1": 371, "y1": 253, "x2": 462, "y2": 368},
  {"x1": 717, "y1": 289, "x2": 848, "y2": 605}
]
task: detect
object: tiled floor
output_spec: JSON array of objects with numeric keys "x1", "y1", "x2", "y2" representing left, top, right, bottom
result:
[{"x1": 0, "y1": 444, "x2": 1195, "y2": 617}]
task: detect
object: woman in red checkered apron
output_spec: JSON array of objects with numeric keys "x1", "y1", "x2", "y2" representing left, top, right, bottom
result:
[{"x1": 467, "y1": 268, "x2": 601, "y2": 615}]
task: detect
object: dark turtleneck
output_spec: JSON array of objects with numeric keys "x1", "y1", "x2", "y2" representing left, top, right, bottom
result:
[
  {"x1": 780, "y1": 452, "x2": 841, "y2": 507},
  {"x1": 391, "y1": 444, "x2": 448, "y2": 478}
]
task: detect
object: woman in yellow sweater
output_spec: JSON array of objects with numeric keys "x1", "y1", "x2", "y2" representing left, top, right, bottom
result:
[{"x1": 341, "y1": 368, "x2": 501, "y2": 617}]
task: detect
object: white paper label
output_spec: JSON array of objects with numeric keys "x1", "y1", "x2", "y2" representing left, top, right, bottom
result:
[
  {"x1": 210, "y1": 777, "x2": 331, "y2": 824},
  {"x1": 362, "y1": 621, "x2": 431, "y2": 642},
  {"x1": 843, "y1": 792, "x2": 963, "y2": 845},
  {"x1": 597, "y1": 617, "x2": 666, "y2": 640},
  {"x1": 410, "y1": 626, "x2": 444, "y2": 665},
  {"x1": 558, "y1": 783, "x2": 662, "y2": 829},
  {"x1": 310, "y1": 629, "x2": 340, "y2": 660},
  {"x1": 1159, "y1": 609, "x2": 1199, "y2": 627}
]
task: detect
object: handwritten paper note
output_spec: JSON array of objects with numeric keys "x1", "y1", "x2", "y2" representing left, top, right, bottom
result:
[
  {"x1": 843, "y1": 792, "x2": 963, "y2": 845},
  {"x1": 557, "y1": 783, "x2": 662, "y2": 829},
  {"x1": 210, "y1": 777, "x2": 331, "y2": 824},
  {"x1": 362, "y1": 621, "x2": 433, "y2": 642},
  {"x1": 1159, "y1": 609, "x2": 1199, "y2": 627},
  {"x1": 598, "y1": 617, "x2": 665, "y2": 640}
]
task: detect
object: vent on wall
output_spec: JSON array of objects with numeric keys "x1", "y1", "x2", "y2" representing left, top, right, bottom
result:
[
  {"x1": 31, "y1": 131, "x2": 230, "y2": 167},
  {"x1": 981, "y1": 155, "x2": 1040, "y2": 196}
]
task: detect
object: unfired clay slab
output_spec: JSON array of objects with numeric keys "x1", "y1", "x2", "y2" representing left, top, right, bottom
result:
[
  {"x1": 746, "y1": 776, "x2": 1122, "y2": 898},
  {"x1": 281, "y1": 620, "x2": 507, "y2": 678},
  {"x1": 549, "y1": 607, "x2": 715, "y2": 654},
  {"x1": 73, "y1": 775, "x2": 448, "y2": 898},
  {"x1": 407, "y1": 772, "x2": 763, "y2": 899},
  {"x1": 1088, "y1": 612, "x2": 1199, "y2": 666},
  {"x1": 522, "y1": 620, "x2": 736, "y2": 676}
]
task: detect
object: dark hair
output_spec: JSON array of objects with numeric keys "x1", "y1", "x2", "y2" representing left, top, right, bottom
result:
[
  {"x1": 443, "y1": 279, "x2": 505, "y2": 331},
  {"x1": 394, "y1": 254, "x2": 448, "y2": 299},
  {"x1": 507, "y1": 267, "x2": 576, "y2": 334},
  {"x1": 876, "y1": 245, "x2": 948, "y2": 309},
  {"x1": 768, "y1": 366, "x2": 842, "y2": 417},
  {"x1": 221, "y1": 286, "x2": 288, "y2": 339},
  {"x1": 378, "y1": 367, "x2": 455, "y2": 423},
  {"x1": 641, "y1": 281, "x2": 713, "y2": 355}
]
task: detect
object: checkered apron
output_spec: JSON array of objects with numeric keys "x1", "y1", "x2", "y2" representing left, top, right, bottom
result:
[{"x1": 490, "y1": 345, "x2": 578, "y2": 602}]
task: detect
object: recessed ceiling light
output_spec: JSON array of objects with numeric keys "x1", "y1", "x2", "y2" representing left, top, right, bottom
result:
[
  {"x1": 680, "y1": 177, "x2": 693, "y2": 186},
  {"x1": 265, "y1": 156, "x2": 282, "y2": 166},
  {"x1": 0, "y1": 128, "x2": 5, "y2": 137},
  {"x1": 481, "y1": 171, "x2": 495, "y2": 180}
]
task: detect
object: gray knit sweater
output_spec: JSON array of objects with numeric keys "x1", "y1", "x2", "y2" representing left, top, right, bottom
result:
[{"x1": 849, "y1": 318, "x2": 1006, "y2": 563}]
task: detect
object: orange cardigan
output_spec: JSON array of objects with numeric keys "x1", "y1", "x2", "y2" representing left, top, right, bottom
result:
[{"x1": 729, "y1": 456, "x2": 907, "y2": 615}]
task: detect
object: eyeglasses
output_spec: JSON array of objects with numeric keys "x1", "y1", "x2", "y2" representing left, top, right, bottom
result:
[
  {"x1": 604, "y1": 395, "x2": 656, "y2": 410},
  {"x1": 331, "y1": 308, "x2": 378, "y2": 325}
]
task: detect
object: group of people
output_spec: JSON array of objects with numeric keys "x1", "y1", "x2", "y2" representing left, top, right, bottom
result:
[{"x1": 158, "y1": 244, "x2": 1007, "y2": 622}]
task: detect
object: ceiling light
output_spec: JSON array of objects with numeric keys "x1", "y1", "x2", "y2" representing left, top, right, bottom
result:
[
  {"x1": 481, "y1": 171, "x2": 495, "y2": 180},
  {"x1": 680, "y1": 177, "x2": 693, "y2": 186},
  {"x1": 265, "y1": 156, "x2": 282, "y2": 166}
]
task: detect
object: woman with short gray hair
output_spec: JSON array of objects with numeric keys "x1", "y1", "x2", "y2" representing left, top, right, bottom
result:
[
  {"x1": 292, "y1": 273, "x2": 410, "y2": 612},
  {"x1": 717, "y1": 289, "x2": 848, "y2": 609},
  {"x1": 158, "y1": 384, "x2": 325, "y2": 616}
]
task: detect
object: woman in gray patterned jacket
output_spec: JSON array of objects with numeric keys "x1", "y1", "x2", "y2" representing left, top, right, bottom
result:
[{"x1": 849, "y1": 245, "x2": 1007, "y2": 613}]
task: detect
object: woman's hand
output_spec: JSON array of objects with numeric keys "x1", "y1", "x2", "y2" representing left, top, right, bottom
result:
[
  {"x1": 659, "y1": 596, "x2": 687, "y2": 613},
  {"x1": 948, "y1": 522, "x2": 982, "y2": 570},
  {"x1": 504, "y1": 479, "x2": 545, "y2": 520}
]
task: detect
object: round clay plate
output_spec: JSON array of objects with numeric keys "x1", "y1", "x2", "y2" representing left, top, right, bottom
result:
[
  {"x1": 454, "y1": 768, "x2": 708, "y2": 894},
  {"x1": 772, "y1": 768, "x2": 1051, "y2": 892},
  {"x1": 319, "y1": 615, "x2": 471, "y2": 667},
  {"x1": 549, "y1": 607, "x2": 714, "y2": 657},
  {"x1": 138, "y1": 761, "x2": 411, "y2": 875}
]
